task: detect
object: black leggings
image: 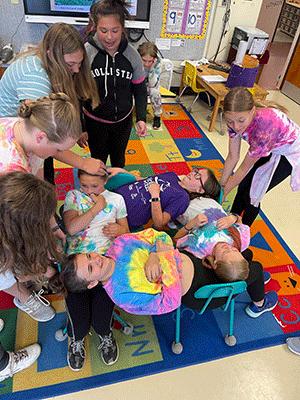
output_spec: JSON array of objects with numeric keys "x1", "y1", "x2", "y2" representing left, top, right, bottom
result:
[
  {"x1": 66, "y1": 283, "x2": 115, "y2": 341},
  {"x1": 181, "y1": 249, "x2": 265, "y2": 310},
  {"x1": 231, "y1": 154, "x2": 292, "y2": 226},
  {"x1": 0, "y1": 341, "x2": 9, "y2": 371},
  {"x1": 84, "y1": 113, "x2": 133, "y2": 167}
]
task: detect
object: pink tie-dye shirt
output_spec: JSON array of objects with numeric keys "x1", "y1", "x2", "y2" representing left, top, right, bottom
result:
[
  {"x1": 228, "y1": 108, "x2": 299, "y2": 158},
  {"x1": 0, "y1": 118, "x2": 43, "y2": 175}
]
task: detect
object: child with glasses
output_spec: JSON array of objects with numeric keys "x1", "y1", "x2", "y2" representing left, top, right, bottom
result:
[
  {"x1": 137, "y1": 42, "x2": 162, "y2": 130},
  {"x1": 106, "y1": 166, "x2": 221, "y2": 231}
]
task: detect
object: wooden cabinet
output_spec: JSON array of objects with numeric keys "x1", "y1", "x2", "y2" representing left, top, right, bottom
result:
[
  {"x1": 278, "y1": 1, "x2": 300, "y2": 37},
  {"x1": 0, "y1": 66, "x2": 7, "y2": 79}
]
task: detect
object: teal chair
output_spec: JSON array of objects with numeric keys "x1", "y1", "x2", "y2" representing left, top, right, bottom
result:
[{"x1": 172, "y1": 280, "x2": 247, "y2": 354}]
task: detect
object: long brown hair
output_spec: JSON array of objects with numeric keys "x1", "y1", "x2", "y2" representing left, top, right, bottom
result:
[
  {"x1": 223, "y1": 86, "x2": 288, "y2": 114},
  {"x1": 0, "y1": 172, "x2": 62, "y2": 279},
  {"x1": 90, "y1": 0, "x2": 132, "y2": 30}
]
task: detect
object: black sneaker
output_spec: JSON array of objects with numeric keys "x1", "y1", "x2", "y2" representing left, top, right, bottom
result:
[
  {"x1": 153, "y1": 116, "x2": 161, "y2": 130},
  {"x1": 67, "y1": 338, "x2": 85, "y2": 371},
  {"x1": 98, "y1": 332, "x2": 118, "y2": 366}
]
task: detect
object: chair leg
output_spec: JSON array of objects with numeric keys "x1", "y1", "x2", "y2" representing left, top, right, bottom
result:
[
  {"x1": 187, "y1": 93, "x2": 200, "y2": 112},
  {"x1": 176, "y1": 86, "x2": 187, "y2": 102},
  {"x1": 113, "y1": 310, "x2": 133, "y2": 335},
  {"x1": 204, "y1": 91, "x2": 212, "y2": 108},
  {"x1": 172, "y1": 306, "x2": 183, "y2": 354},
  {"x1": 225, "y1": 299, "x2": 237, "y2": 346},
  {"x1": 219, "y1": 110, "x2": 225, "y2": 136}
]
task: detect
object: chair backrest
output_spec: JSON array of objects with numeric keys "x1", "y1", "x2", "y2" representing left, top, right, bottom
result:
[
  {"x1": 194, "y1": 281, "x2": 247, "y2": 314},
  {"x1": 160, "y1": 58, "x2": 174, "y2": 91},
  {"x1": 183, "y1": 61, "x2": 199, "y2": 92}
]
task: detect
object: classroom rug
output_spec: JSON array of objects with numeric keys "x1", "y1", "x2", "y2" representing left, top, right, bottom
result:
[{"x1": 1, "y1": 103, "x2": 300, "y2": 399}]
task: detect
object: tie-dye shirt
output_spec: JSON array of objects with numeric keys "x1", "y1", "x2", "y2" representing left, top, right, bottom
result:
[
  {"x1": 64, "y1": 188, "x2": 127, "y2": 255},
  {"x1": 176, "y1": 205, "x2": 250, "y2": 258},
  {"x1": 228, "y1": 108, "x2": 299, "y2": 157},
  {"x1": 228, "y1": 108, "x2": 300, "y2": 205},
  {"x1": 0, "y1": 118, "x2": 43, "y2": 175},
  {"x1": 104, "y1": 229, "x2": 182, "y2": 315}
]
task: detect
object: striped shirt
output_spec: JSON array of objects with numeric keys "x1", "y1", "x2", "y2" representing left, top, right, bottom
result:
[{"x1": 0, "y1": 55, "x2": 52, "y2": 117}]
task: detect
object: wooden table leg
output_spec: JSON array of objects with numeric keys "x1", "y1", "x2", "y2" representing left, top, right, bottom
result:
[{"x1": 209, "y1": 96, "x2": 221, "y2": 132}]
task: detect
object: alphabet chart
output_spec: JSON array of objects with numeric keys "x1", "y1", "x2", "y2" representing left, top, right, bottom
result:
[{"x1": 161, "y1": 0, "x2": 211, "y2": 39}]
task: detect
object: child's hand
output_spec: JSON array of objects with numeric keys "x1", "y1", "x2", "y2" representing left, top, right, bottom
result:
[
  {"x1": 193, "y1": 213, "x2": 208, "y2": 228},
  {"x1": 82, "y1": 158, "x2": 107, "y2": 176},
  {"x1": 156, "y1": 238, "x2": 174, "y2": 253},
  {"x1": 148, "y1": 181, "x2": 160, "y2": 198},
  {"x1": 102, "y1": 222, "x2": 122, "y2": 237},
  {"x1": 149, "y1": 58, "x2": 157, "y2": 71},
  {"x1": 77, "y1": 131, "x2": 88, "y2": 148},
  {"x1": 90, "y1": 194, "x2": 106, "y2": 209},
  {"x1": 217, "y1": 215, "x2": 237, "y2": 230},
  {"x1": 106, "y1": 167, "x2": 124, "y2": 178},
  {"x1": 136, "y1": 121, "x2": 147, "y2": 137},
  {"x1": 144, "y1": 253, "x2": 162, "y2": 282}
]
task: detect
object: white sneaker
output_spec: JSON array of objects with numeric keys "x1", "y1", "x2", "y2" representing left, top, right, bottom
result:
[
  {"x1": 0, "y1": 344, "x2": 41, "y2": 382},
  {"x1": 14, "y1": 289, "x2": 55, "y2": 322}
]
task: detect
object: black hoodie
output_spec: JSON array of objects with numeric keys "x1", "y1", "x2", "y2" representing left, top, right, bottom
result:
[{"x1": 84, "y1": 34, "x2": 147, "y2": 122}]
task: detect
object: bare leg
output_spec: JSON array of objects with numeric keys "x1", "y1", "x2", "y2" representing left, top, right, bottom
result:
[{"x1": 3, "y1": 282, "x2": 31, "y2": 303}]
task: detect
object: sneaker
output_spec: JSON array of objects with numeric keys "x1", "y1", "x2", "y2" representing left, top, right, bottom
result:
[
  {"x1": 153, "y1": 116, "x2": 161, "y2": 130},
  {"x1": 13, "y1": 289, "x2": 55, "y2": 322},
  {"x1": 98, "y1": 332, "x2": 118, "y2": 366},
  {"x1": 286, "y1": 337, "x2": 300, "y2": 355},
  {"x1": 67, "y1": 338, "x2": 86, "y2": 371},
  {"x1": 263, "y1": 270, "x2": 271, "y2": 284},
  {"x1": 0, "y1": 344, "x2": 41, "y2": 382},
  {"x1": 245, "y1": 291, "x2": 278, "y2": 318}
]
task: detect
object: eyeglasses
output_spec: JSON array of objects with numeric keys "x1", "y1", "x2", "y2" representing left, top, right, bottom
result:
[{"x1": 192, "y1": 168, "x2": 205, "y2": 189}]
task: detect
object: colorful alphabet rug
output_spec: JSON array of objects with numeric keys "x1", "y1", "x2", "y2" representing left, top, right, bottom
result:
[{"x1": 1, "y1": 103, "x2": 300, "y2": 399}]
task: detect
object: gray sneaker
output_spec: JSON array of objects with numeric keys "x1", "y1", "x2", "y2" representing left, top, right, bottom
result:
[
  {"x1": 67, "y1": 338, "x2": 86, "y2": 371},
  {"x1": 98, "y1": 332, "x2": 118, "y2": 366},
  {"x1": 13, "y1": 289, "x2": 55, "y2": 322},
  {"x1": 0, "y1": 344, "x2": 41, "y2": 382}
]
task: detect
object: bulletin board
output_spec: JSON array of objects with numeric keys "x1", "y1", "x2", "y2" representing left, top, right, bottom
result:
[{"x1": 161, "y1": 0, "x2": 211, "y2": 39}]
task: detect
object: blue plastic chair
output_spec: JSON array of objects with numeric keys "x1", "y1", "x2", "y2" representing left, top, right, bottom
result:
[{"x1": 172, "y1": 280, "x2": 247, "y2": 354}]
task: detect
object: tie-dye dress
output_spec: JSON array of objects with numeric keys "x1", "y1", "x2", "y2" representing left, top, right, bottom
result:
[{"x1": 104, "y1": 228, "x2": 182, "y2": 315}]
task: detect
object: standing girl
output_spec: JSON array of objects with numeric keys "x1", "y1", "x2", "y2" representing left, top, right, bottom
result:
[
  {"x1": 84, "y1": 0, "x2": 148, "y2": 167},
  {"x1": 0, "y1": 22, "x2": 105, "y2": 181},
  {"x1": 220, "y1": 86, "x2": 300, "y2": 226},
  {"x1": 138, "y1": 41, "x2": 162, "y2": 129}
]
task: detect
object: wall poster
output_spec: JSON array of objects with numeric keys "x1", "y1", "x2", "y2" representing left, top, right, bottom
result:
[{"x1": 161, "y1": 0, "x2": 211, "y2": 39}]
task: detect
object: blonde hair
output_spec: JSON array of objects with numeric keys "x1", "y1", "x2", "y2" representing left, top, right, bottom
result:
[
  {"x1": 18, "y1": 23, "x2": 99, "y2": 111},
  {"x1": 223, "y1": 86, "x2": 288, "y2": 114},
  {"x1": 18, "y1": 93, "x2": 82, "y2": 143},
  {"x1": 138, "y1": 42, "x2": 159, "y2": 59},
  {"x1": 214, "y1": 258, "x2": 249, "y2": 282}
]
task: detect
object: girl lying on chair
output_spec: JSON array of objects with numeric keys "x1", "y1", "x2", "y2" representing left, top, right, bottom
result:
[{"x1": 59, "y1": 227, "x2": 277, "y2": 318}]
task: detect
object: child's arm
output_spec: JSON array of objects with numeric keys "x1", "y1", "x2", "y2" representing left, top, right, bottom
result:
[
  {"x1": 64, "y1": 194, "x2": 106, "y2": 236},
  {"x1": 54, "y1": 150, "x2": 107, "y2": 176},
  {"x1": 102, "y1": 217, "x2": 130, "y2": 238},
  {"x1": 216, "y1": 214, "x2": 240, "y2": 230},
  {"x1": 173, "y1": 213, "x2": 208, "y2": 242},
  {"x1": 107, "y1": 167, "x2": 144, "y2": 180}
]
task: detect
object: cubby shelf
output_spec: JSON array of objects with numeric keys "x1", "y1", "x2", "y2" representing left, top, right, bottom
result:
[{"x1": 278, "y1": 1, "x2": 300, "y2": 37}]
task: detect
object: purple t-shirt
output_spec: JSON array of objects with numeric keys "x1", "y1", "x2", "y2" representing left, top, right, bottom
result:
[{"x1": 114, "y1": 172, "x2": 190, "y2": 230}]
